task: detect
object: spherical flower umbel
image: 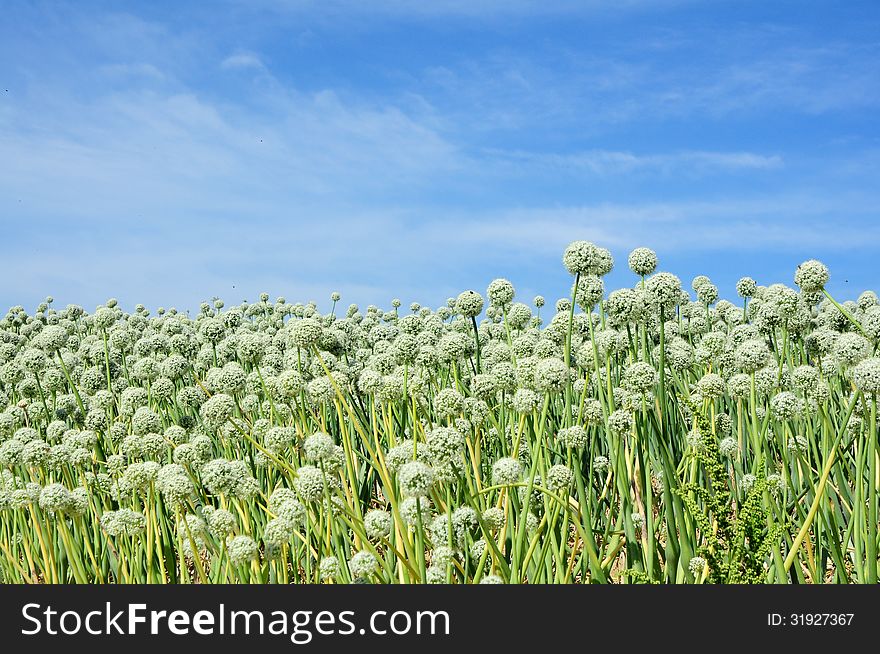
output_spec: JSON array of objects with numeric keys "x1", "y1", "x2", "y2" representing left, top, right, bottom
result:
[
  {"x1": 348, "y1": 550, "x2": 378, "y2": 579},
  {"x1": 263, "y1": 518, "x2": 294, "y2": 550},
  {"x1": 364, "y1": 509, "x2": 393, "y2": 540},
  {"x1": 735, "y1": 339, "x2": 771, "y2": 373},
  {"x1": 303, "y1": 432, "x2": 336, "y2": 462},
  {"x1": 719, "y1": 437, "x2": 739, "y2": 458},
  {"x1": 293, "y1": 465, "x2": 327, "y2": 502},
  {"x1": 199, "y1": 393, "x2": 236, "y2": 429},
  {"x1": 318, "y1": 556, "x2": 340, "y2": 579},
  {"x1": 487, "y1": 279, "x2": 515, "y2": 307},
  {"x1": 834, "y1": 333, "x2": 871, "y2": 367},
  {"x1": 688, "y1": 556, "x2": 707, "y2": 575},
  {"x1": 852, "y1": 357, "x2": 880, "y2": 394},
  {"x1": 794, "y1": 260, "x2": 830, "y2": 293},
  {"x1": 227, "y1": 535, "x2": 259, "y2": 566},
  {"x1": 607, "y1": 409, "x2": 634, "y2": 436},
  {"x1": 38, "y1": 483, "x2": 72, "y2": 514},
  {"x1": 574, "y1": 275, "x2": 604, "y2": 309},
  {"x1": 562, "y1": 241, "x2": 614, "y2": 276},
  {"x1": 156, "y1": 464, "x2": 195, "y2": 506},
  {"x1": 201, "y1": 459, "x2": 259, "y2": 500},
  {"x1": 557, "y1": 425, "x2": 588, "y2": 449},
  {"x1": 491, "y1": 457, "x2": 522, "y2": 486},
  {"x1": 534, "y1": 357, "x2": 569, "y2": 392},
  {"x1": 645, "y1": 272, "x2": 682, "y2": 311},
  {"x1": 426, "y1": 426, "x2": 465, "y2": 464},
  {"x1": 545, "y1": 464, "x2": 573, "y2": 492},
  {"x1": 100, "y1": 509, "x2": 147, "y2": 537},
  {"x1": 397, "y1": 461, "x2": 435, "y2": 498},
  {"x1": 205, "y1": 507, "x2": 237, "y2": 539},
  {"x1": 770, "y1": 391, "x2": 803, "y2": 421},
  {"x1": 454, "y1": 290, "x2": 484, "y2": 317},
  {"x1": 628, "y1": 247, "x2": 658, "y2": 277},
  {"x1": 319, "y1": 556, "x2": 340, "y2": 580},
  {"x1": 289, "y1": 318, "x2": 323, "y2": 348},
  {"x1": 512, "y1": 388, "x2": 540, "y2": 414},
  {"x1": 623, "y1": 361, "x2": 658, "y2": 393},
  {"x1": 736, "y1": 277, "x2": 758, "y2": 299},
  {"x1": 433, "y1": 388, "x2": 464, "y2": 419},
  {"x1": 696, "y1": 373, "x2": 726, "y2": 399}
]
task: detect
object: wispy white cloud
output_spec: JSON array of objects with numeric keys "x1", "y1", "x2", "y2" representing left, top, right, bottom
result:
[
  {"x1": 221, "y1": 51, "x2": 266, "y2": 71},
  {"x1": 99, "y1": 62, "x2": 165, "y2": 81},
  {"x1": 406, "y1": 38, "x2": 880, "y2": 141},
  {"x1": 482, "y1": 149, "x2": 783, "y2": 176}
]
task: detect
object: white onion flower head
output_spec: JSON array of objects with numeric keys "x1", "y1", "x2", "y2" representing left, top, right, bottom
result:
[
  {"x1": 628, "y1": 247, "x2": 658, "y2": 276},
  {"x1": 735, "y1": 339, "x2": 771, "y2": 373},
  {"x1": 227, "y1": 535, "x2": 259, "y2": 566},
  {"x1": 293, "y1": 465, "x2": 326, "y2": 502},
  {"x1": 719, "y1": 437, "x2": 739, "y2": 458},
  {"x1": 319, "y1": 556, "x2": 340, "y2": 579},
  {"x1": 794, "y1": 260, "x2": 829, "y2": 293},
  {"x1": 487, "y1": 278, "x2": 515, "y2": 307},
  {"x1": 268, "y1": 488, "x2": 306, "y2": 527},
  {"x1": 607, "y1": 409, "x2": 634, "y2": 436},
  {"x1": 101, "y1": 509, "x2": 147, "y2": 537},
  {"x1": 736, "y1": 277, "x2": 758, "y2": 299},
  {"x1": 491, "y1": 457, "x2": 522, "y2": 486},
  {"x1": 199, "y1": 393, "x2": 235, "y2": 429},
  {"x1": 156, "y1": 464, "x2": 195, "y2": 506},
  {"x1": 545, "y1": 464, "x2": 573, "y2": 492},
  {"x1": 38, "y1": 483, "x2": 71, "y2": 514},
  {"x1": 770, "y1": 391, "x2": 803, "y2": 421},
  {"x1": 399, "y1": 497, "x2": 432, "y2": 525},
  {"x1": 364, "y1": 509, "x2": 393, "y2": 540},
  {"x1": 304, "y1": 432, "x2": 336, "y2": 462},
  {"x1": 623, "y1": 361, "x2": 658, "y2": 393},
  {"x1": 205, "y1": 507, "x2": 237, "y2": 539},
  {"x1": 562, "y1": 240, "x2": 613, "y2": 276},
  {"x1": 454, "y1": 290, "x2": 484, "y2": 318},
  {"x1": 852, "y1": 358, "x2": 880, "y2": 393},
  {"x1": 512, "y1": 388, "x2": 540, "y2": 414},
  {"x1": 696, "y1": 282, "x2": 718, "y2": 305},
  {"x1": 558, "y1": 425, "x2": 588, "y2": 449},
  {"x1": 533, "y1": 357, "x2": 569, "y2": 392},
  {"x1": 482, "y1": 507, "x2": 506, "y2": 530},
  {"x1": 573, "y1": 275, "x2": 604, "y2": 310},
  {"x1": 688, "y1": 556, "x2": 707, "y2": 575},
  {"x1": 834, "y1": 333, "x2": 871, "y2": 367},
  {"x1": 696, "y1": 373, "x2": 726, "y2": 399},
  {"x1": 349, "y1": 550, "x2": 378, "y2": 579},
  {"x1": 201, "y1": 459, "x2": 259, "y2": 499},
  {"x1": 397, "y1": 460, "x2": 435, "y2": 497},
  {"x1": 289, "y1": 318, "x2": 323, "y2": 348},
  {"x1": 432, "y1": 545, "x2": 456, "y2": 568},
  {"x1": 120, "y1": 461, "x2": 161, "y2": 494},
  {"x1": 426, "y1": 426, "x2": 464, "y2": 464},
  {"x1": 645, "y1": 272, "x2": 682, "y2": 311},
  {"x1": 263, "y1": 518, "x2": 294, "y2": 550},
  {"x1": 425, "y1": 565, "x2": 446, "y2": 584}
]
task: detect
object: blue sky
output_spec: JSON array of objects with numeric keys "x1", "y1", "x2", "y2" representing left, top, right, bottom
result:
[{"x1": 2, "y1": 0, "x2": 879, "y2": 313}]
